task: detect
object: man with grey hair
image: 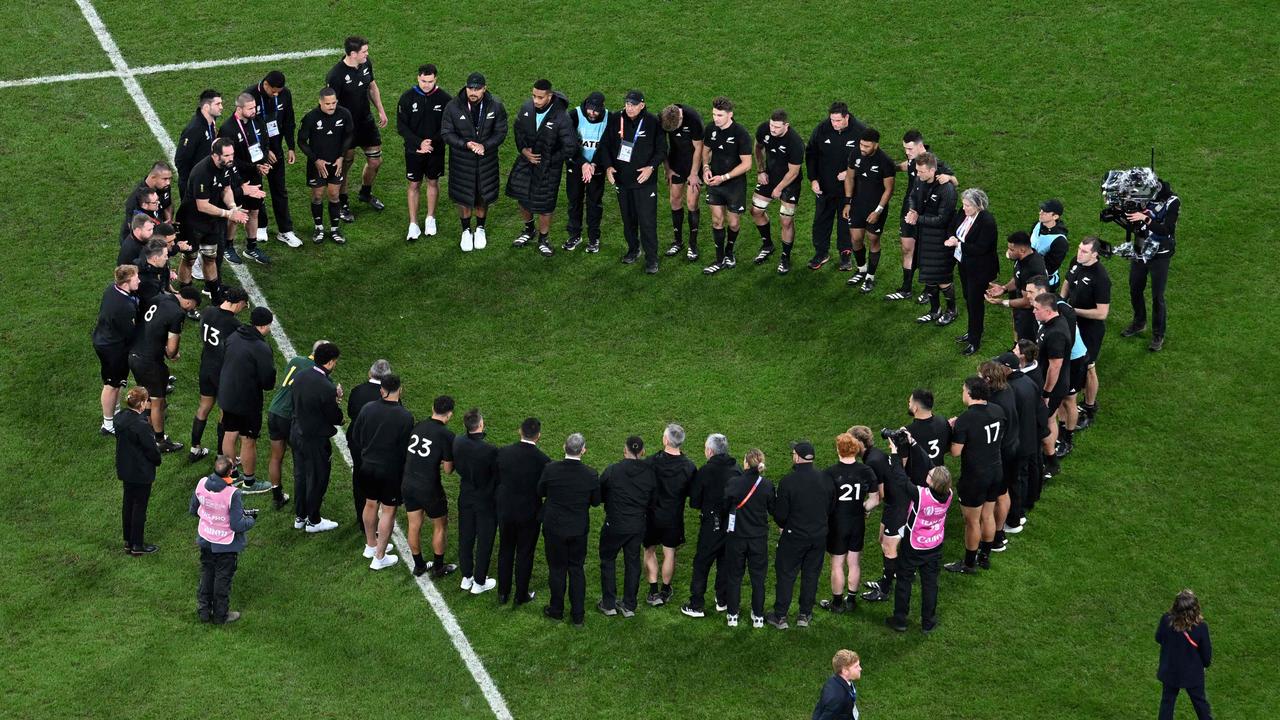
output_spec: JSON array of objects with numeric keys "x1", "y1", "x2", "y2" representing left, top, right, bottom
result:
[
  {"x1": 645, "y1": 423, "x2": 697, "y2": 606},
  {"x1": 681, "y1": 433, "x2": 740, "y2": 618},
  {"x1": 537, "y1": 433, "x2": 600, "y2": 626},
  {"x1": 346, "y1": 359, "x2": 393, "y2": 527}
]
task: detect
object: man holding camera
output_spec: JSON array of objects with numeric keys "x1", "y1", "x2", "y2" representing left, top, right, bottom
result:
[
  {"x1": 190, "y1": 454, "x2": 256, "y2": 624},
  {"x1": 1120, "y1": 180, "x2": 1179, "y2": 351}
]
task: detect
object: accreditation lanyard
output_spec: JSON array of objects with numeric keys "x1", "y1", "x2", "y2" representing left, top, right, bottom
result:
[
  {"x1": 727, "y1": 476, "x2": 762, "y2": 533},
  {"x1": 617, "y1": 115, "x2": 643, "y2": 162},
  {"x1": 237, "y1": 116, "x2": 264, "y2": 162}
]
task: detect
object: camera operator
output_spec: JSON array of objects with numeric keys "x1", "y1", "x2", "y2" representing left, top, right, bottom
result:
[
  {"x1": 887, "y1": 450, "x2": 953, "y2": 635},
  {"x1": 1061, "y1": 237, "x2": 1111, "y2": 427},
  {"x1": 190, "y1": 454, "x2": 256, "y2": 624},
  {"x1": 1111, "y1": 179, "x2": 1179, "y2": 352},
  {"x1": 857, "y1": 425, "x2": 928, "y2": 604}
]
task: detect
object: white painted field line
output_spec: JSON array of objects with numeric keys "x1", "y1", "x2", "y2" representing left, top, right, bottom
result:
[
  {"x1": 131, "y1": 48, "x2": 337, "y2": 77},
  {"x1": 0, "y1": 68, "x2": 120, "y2": 89},
  {"x1": 73, "y1": 3, "x2": 513, "y2": 718}
]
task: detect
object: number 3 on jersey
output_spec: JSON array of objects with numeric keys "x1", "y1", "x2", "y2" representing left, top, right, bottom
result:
[
  {"x1": 926, "y1": 439, "x2": 941, "y2": 459},
  {"x1": 408, "y1": 434, "x2": 433, "y2": 458}
]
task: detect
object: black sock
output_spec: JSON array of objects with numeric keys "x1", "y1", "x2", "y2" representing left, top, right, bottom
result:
[
  {"x1": 929, "y1": 287, "x2": 941, "y2": 314},
  {"x1": 1082, "y1": 402, "x2": 1098, "y2": 417},
  {"x1": 964, "y1": 549, "x2": 978, "y2": 567},
  {"x1": 712, "y1": 228, "x2": 726, "y2": 260},
  {"x1": 883, "y1": 555, "x2": 896, "y2": 582},
  {"x1": 661, "y1": 583, "x2": 671, "y2": 594},
  {"x1": 996, "y1": 529, "x2": 1006, "y2": 543},
  {"x1": 461, "y1": 217, "x2": 472, "y2": 232},
  {"x1": 359, "y1": 184, "x2": 371, "y2": 197},
  {"x1": 475, "y1": 215, "x2": 487, "y2": 228},
  {"x1": 215, "y1": 421, "x2": 225, "y2": 453},
  {"x1": 942, "y1": 284, "x2": 957, "y2": 311},
  {"x1": 328, "y1": 202, "x2": 341, "y2": 231},
  {"x1": 979, "y1": 540, "x2": 992, "y2": 559},
  {"x1": 688, "y1": 210, "x2": 700, "y2": 247},
  {"x1": 413, "y1": 553, "x2": 425, "y2": 568},
  {"x1": 671, "y1": 209, "x2": 684, "y2": 242},
  {"x1": 433, "y1": 553, "x2": 444, "y2": 569},
  {"x1": 854, "y1": 247, "x2": 867, "y2": 267},
  {"x1": 538, "y1": 232, "x2": 548, "y2": 245},
  {"x1": 311, "y1": 202, "x2": 324, "y2": 226},
  {"x1": 524, "y1": 219, "x2": 535, "y2": 235},
  {"x1": 154, "y1": 431, "x2": 165, "y2": 443},
  {"x1": 242, "y1": 473, "x2": 256, "y2": 486},
  {"x1": 272, "y1": 485, "x2": 284, "y2": 501},
  {"x1": 868, "y1": 250, "x2": 881, "y2": 274},
  {"x1": 1063, "y1": 427, "x2": 1074, "y2": 443},
  {"x1": 756, "y1": 221, "x2": 772, "y2": 243},
  {"x1": 649, "y1": 582, "x2": 658, "y2": 595},
  {"x1": 726, "y1": 228, "x2": 739, "y2": 256},
  {"x1": 782, "y1": 241, "x2": 793, "y2": 258},
  {"x1": 833, "y1": 593, "x2": 843, "y2": 604},
  {"x1": 339, "y1": 192, "x2": 349, "y2": 208},
  {"x1": 901, "y1": 267, "x2": 915, "y2": 292},
  {"x1": 204, "y1": 279, "x2": 219, "y2": 299},
  {"x1": 191, "y1": 417, "x2": 207, "y2": 447}
]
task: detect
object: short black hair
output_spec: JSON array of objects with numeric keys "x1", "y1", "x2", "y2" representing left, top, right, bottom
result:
[
  {"x1": 827, "y1": 101, "x2": 849, "y2": 116},
  {"x1": 861, "y1": 127, "x2": 880, "y2": 143},
  {"x1": 211, "y1": 138, "x2": 235, "y2": 155},
  {"x1": 520, "y1": 417, "x2": 541, "y2": 440},
  {"x1": 198, "y1": 89, "x2": 221, "y2": 105},
  {"x1": 463, "y1": 408, "x2": 483, "y2": 432},
  {"x1": 1026, "y1": 274, "x2": 1050, "y2": 291},
  {"x1": 177, "y1": 285, "x2": 202, "y2": 303},
  {"x1": 712, "y1": 96, "x2": 734, "y2": 112},
  {"x1": 964, "y1": 375, "x2": 990, "y2": 401},
  {"x1": 344, "y1": 36, "x2": 368, "y2": 55},
  {"x1": 911, "y1": 388, "x2": 934, "y2": 410},
  {"x1": 433, "y1": 395, "x2": 455, "y2": 415},
  {"x1": 769, "y1": 108, "x2": 788, "y2": 123},
  {"x1": 154, "y1": 222, "x2": 175, "y2": 237},
  {"x1": 418, "y1": 63, "x2": 438, "y2": 77},
  {"x1": 533, "y1": 78, "x2": 552, "y2": 92},
  {"x1": 381, "y1": 373, "x2": 401, "y2": 394},
  {"x1": 263, "y1": 70, "x2": 286, "y2": 88},
  {"x1": 902, "y1": 129, "x2": 924, "y2": 144},
  {"x1": 222, "y1": 286, "x2": 248, "y2": 304},
  {"x1": 313, "y1": 342, "x2": 340, "y2": 366},
  {"x1": 319, "y1": 87, "x2": 337, "y2": 100},
  {"x1": 1006, "y1": 230, "x2": 1032, "y2": 247}
]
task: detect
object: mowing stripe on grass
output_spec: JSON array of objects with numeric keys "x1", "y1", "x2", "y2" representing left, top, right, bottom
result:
[{"x1": 73, "y1": 2, "x2": 514, "y2": 717}]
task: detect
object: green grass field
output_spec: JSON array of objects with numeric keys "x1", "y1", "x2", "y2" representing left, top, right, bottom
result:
[{"x1": 3, "y1": 1, "x2": 1278, "y2": 718}]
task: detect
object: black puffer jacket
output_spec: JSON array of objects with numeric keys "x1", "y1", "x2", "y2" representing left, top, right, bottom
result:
[
  {"x1": 505, "y1": 91, "x2": 575, "y2": 213},
  {"x1": 911, "y1": 179, "x2": 958, "y2": 285},
  {"x1": 441, "y1": 89, "x2": 509, "y2": 205}
]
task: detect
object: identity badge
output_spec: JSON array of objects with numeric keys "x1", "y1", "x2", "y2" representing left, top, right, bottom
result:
[
  {"x1": 266, "y1": 120, "x2": 280, "y2": 138},
  {"x1": 248, "y1": 143, "x2": 265, "y2": 163},
  {"x1": 617, "y1": 141, "x2": 634, "y2": 163}
]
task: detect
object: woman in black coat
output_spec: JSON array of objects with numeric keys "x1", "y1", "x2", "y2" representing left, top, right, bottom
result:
[
  {"x1": 1156, "y1": 589, "x2": 1213, "y2": 719},
  {"x1": 949, "y1": 188, "x2": 999, "y2": 355},
  {"x1": 116, "y1": 387, "x2": 162, "y2": 555}
]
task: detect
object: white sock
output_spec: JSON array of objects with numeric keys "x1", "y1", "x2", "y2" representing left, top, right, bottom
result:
[{"x1": 102, "y1": 416, "x2": 114, "y2": 429}]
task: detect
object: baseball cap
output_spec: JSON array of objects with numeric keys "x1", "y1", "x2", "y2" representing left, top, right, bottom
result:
[
  {"x1": 583, "y1": 91, "x2": 606, "y2": 112},
  {"x1": 994, "y1": 351, "x2": 1020, "y2": 369},
  {"x1": 625, "y1": 435, "x2": 644, "y2": 454},
  {"x1": 250, "y1": 307, "x2": 274, "y2": 326},
  {"x1": 624, "y1": 89, "x2": 644, "y2": 105},
  {"x1": 790, "y1": 440, "x2": 816, "y2": 461},
  {"x1": 1040, "y1": 198, "x2": 1064, "y2": 216},
  {"x1": 466, "y1": 72, "x2": 486, "y2": 89}
]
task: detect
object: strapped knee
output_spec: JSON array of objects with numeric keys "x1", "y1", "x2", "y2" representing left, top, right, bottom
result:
[{"x1": 779, "y1": 204, "x2": 796, "y2": 217}]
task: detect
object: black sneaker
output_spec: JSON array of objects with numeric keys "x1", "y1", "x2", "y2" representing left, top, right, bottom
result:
[
  {"x1": 991, "y1": 537, "x2": 1009, "y2": 553},
  {"x1": 413, "y1": 561, "x2": 429, "y2": 577},
  {"x1": 537, "y1": 240, "x2": 554, "y2": 257},
  {"x1": 702, "y1": 260, "x2": 724, "y2": 275},
  {"x1": 645, "y1": 261, "x2": 659, "y2": 275},
  {"x1": 686, "y1": 245, "x2": 700, "y2": 261},
  {"x1": 861, "y1": 588, "x2": 889, "y2": 602},
  {"x1": 864, "y1": 577, "x2": 887, "y2": 591},
  {"x1": 1076, "y1": 414, "x2": 1093, "y2": 431},
  {"x1": 597, "y1": 600, "x2": 618, "y2": 617},
  {"x1": 646, "y1": 591, "x2": 664, "y2": 607},
  {"x1": 936, "y1": 310, "x2": 957, "y2": 326},
  {"x1": 754, "y1": 245, "x2": 775, "y2": 264},
  {"x1": 837, "y1": 256, "x2": 853, "y2": 272},
  {"x1": 542, "y1": 606, "x2": 563, "y2": 621},
  {"x1": 512, "y1": 231, "x2": 533, "y2": 248},
  {"x1": 955, "y1": 332, "x2": 971, "y2": 344},
  {"x1": 796, "y1": 613, "x2": 812, "y2": 628},
  {"x1": 224, "y1": 245, "x2": 244, "y2": 265},
  {"x1": 847, "y1": 270, "x2": 867, "y2": 287},
  {"x1": 157, "y1": 436, "x2": 184, "y2": 453},
  {"x1": 562, "y1": 236, "x2": 582, "y2": 252},
  {"x1": 1149, "y1": 336, "x2": 1165, "y2": 352},
  {"x1": 243, "y1": 246, "x2": 272, "y2": 265},
  {"x1": 358, "y1": 193, "x2": 385, "y2": 211},
  {"x1": 915, "y1": 291, "x2": 929, "y2": 304},
  {"x1": 860, "y1": 275, "x2": 876, "y2": 293},
  {"x1": 765, "y1": 612, "x2": 788, "y2": 630},
  {"x1": 1120, "y1": 322, "x2": 1146, "y2": 337},
  {"x1": 807, "y1": 255, "x2": 829, "y2": 270},
  {"x1": 679, "y1": 604, "x2": 705, "y2": 618},
  {"x1": 658, "y1": 587, "x2": 673, "y2": 605},
  {"x1": 430, "y1": 562, "x2": 458, "y2": 579},
  {"x1": 329, "y1": 229, "x2": 347, "y2": 245},
  {"x1": 585, "y1": 239, "x2": 600, "y2": 254},
  {"x1": 977, "y1": 554, "x2": 991, "y2": 570},
  {"x1": 128, "y1": 544, "x2": 160, "y2": 556},
  {"x1": 620, "y1": 252, "x2": 639, "y2": 265},
  {"x1": 777, "y1": 257, "x2": 791, "y2": 275},
  {"x1": 312, "y1": 227, "x2": 325, "y2": 244},
  {"x1": 916, "y1": 311, "x2": 938, "y2": 324},
  {"x1": 187, "y1": 447, "x2": 210, "y2": 464},
  {"x1": 944, "y1": 561, "x2": 978, "y2": 574},
  {"x1": 885, "y1": 616, "x2": 908, "y2": 633},
  {"x1": 884, "y1": 289, "x2": 911, "y2": 301},
  {"x1": 664, "y1": 242, "x2": 684, "y2": 257},
  {"x1": 1054, "y1": 440, "x2": 1074, "y2": 458},
  {"x1": 721, "y1": 255, "x2": 737, "y2": 269},
  {"x1": 272, "y1": 492, "x2": 290, "y2": 511},
  {"x1": 339, "y1": 207, "x2": 356, "y2": 223}
]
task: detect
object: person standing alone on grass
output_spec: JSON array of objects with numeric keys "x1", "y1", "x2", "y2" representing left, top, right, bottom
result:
[
  {"x1": 117, "y1": 386, "x2": 161, "y2": 555},
  {"x1": 811, "y1": 649, "x2": 862, "y2": 720},
  {"x1": 1156, "y1": 589, "x2": 1214, "y2": 719},
  {"x1": 190, "y1": 454, "x2": 255, "y2": 625}
]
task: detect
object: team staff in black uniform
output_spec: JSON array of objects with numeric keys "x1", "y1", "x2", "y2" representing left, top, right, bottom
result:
[
  {"x1": 843, "y1": 127, "x2": 896, "y2": 290},
  {"x1": 766, "y1": 441, "x2": 834, "y2": 630},
  {"x1": 93, "y1": 265, "x2": 140, "y2": 436},
  {"x1": 680, "y1": 433, "x2": 739, "y2": 618},
  {"x1": 219, "y1": 92, "x2": 273, "y2": 265},
  {"x1": 189, "y1": 288, "x2": 244, "y2": 462},
  {"x1": 564, "y1": 92, "x2": 609, "y2": 252},
  {"x1": 396, "y1": 64, "x2": 451, "y2": 242},
  {"x1": 440, "y1": 72, "x2": 509, "y2": 253},
  {"x1": 494, "y1": 418, "x2": 551, "y2": 605},
  {"x1": 244, "y1": 71, "x2": 300, "y2": 248},
  {"x1": 403, "y1": 395, "x2": 457, "y2": 578},
  {"x1": 722, "y1": 448, "x2": 773, "y2": 627},
  {"x1": 133, "y1": 241, "x2": 172, "y2": 309},
  {"x1": 129, "y1": 286, "x2": 200, "y2": 452},
  {"x1": 951, "y1": 188, "x2": 1000, "y2": 356},
  {"x1": 117, "y1": 214, "x2": 156, "y2": 267},
  {"x1": 1062, "y1": 237, "x2": 1112, "y2": 426},
  {"x1": 889, "y1": 130, "x2": 957, "y2": 301},
  {"x1": 217, "y1": 307, "x2": 276, "y2": 493},
  {"x1": 174, "y1": 90, "x2": 223, "y2": 195},
  {"x1": 947, "y1": 376, "x2": 1006, "y2": 573},
  {"x1": 597, "y1": 90, "x2": 667, "y2": 274},
  {"x1": 297, "y1": 88, "x2": 355, "y2": 245},
  {"x1": 454, "y1": 408, "x2": 500, "y2": 594},
  {"x1": 805, "y1": 102, "x2": 865, "y2": 270},
  {"x1": 123, "y1": 162, "x2": 174, "y2": 233},
  {"x1": 1120, "y1": 179, "x2": 1179, "y2": 352},
  {"x1": 116, "y1": 387, "x2": 162, "y2": 555},
  {"x1": 179, "y1": 140, "x2": 257, "y2": 301},
  {"x1": 698, "y1": 97, "x2": 754, "y2": 274},
  {"x1": 349, "y1": 373, "x2": 414, "y2": 570},
  {"x1": 324, "y1": 36, "x2": 388, "y2": 217},
  {"x1": 986, "y1": 231, "x2": 1048, "y2": 342},
  {"x1": 659, "y1": 102, "x2": 704, "y2": 260},
  {"x1": 997, "y1": 350, "x2": 1041, "y2": 533},
  {"x1": 506, "y1": 79, "x2": 576, "y2": 257},
  {"x1": 820, "y1": 433, "x2": 878, "y2": 614},
  {"x1": 750, "y1": 110, "x2": 804, "y2": 273},
  {"x1": 290, "y1": 342, "x2": 343, "y2": 533},
  {"x1": 643, "y1": 423, "x2": 695, "y2": 605},
  {"x1": 597, "y1": 435, "x2": 656, "y2": 617},
  {"x1": 537, "y1": 433, "x2": 600, "y2": 625},
  {"x1": 346, "y1": 359, "x2": 390, "y2": 527}
]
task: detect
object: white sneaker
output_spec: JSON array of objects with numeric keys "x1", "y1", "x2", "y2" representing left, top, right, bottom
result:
[
  {"x1": 278, "y1": 231, "x2": 303, "y2": 248},
  {"x1": 256, "y1": 227, "x2": 268, "y2": 242},
  {"x1": 473, "y1": 226, "x2": 488, "y2": 249},
  {"x1": 305, "y1": 518, "x2": 339, "y2": 533},
  {"x1": 460, "y1": 576, "x2": 474, "y2": 591},
  {"x1": 726, "y1": 614, "x2": 739, "y2": 627},
  {"x1": 293, "y1": 517, "x2": 305, "y2": 530},
  {"x1": 715, "y1": 602, "x2": 729, "y2": 613},
  {"x1": 192, "y1": 263, "x2": 205, "y2": 280},
  {"x1": 470, "y1": 577, "x2": 497, "y2": 595},
  {"x1": 1002, "y1": 522, "x2": 1024, "y2": 534},
  {"x1": 406, "y1": 223, "x2": 422, "y2": 241},
  {"x1": 460, "y1": 228, "x2": 474, "y2": 252},
  {"x1": 370, "y1": 554, "x2": 400, "y2": 570},
  {"x1": 424, "y1": 216, "x2": 437, "y2": 236},
  {"x1": 751, "y1": 614, "x2": 765, "y2": 629},
  {"x1": 363, "y1": 542, "x2": 395, "y2": 559}
]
